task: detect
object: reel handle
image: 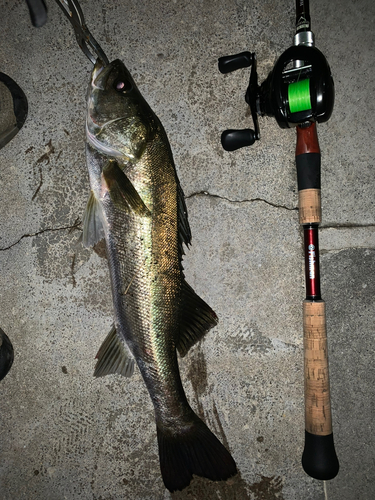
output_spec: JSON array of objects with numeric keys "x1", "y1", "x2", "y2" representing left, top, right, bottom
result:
[
  {"x1": 218, "y1": 52, "x2": 260, "y2": 149},
  {"x1": 218, "y1": 51, "x2": 252, "y2": 74},
  {"x1": 221, "y1": 129, "x2": 257, "y2": 151}
]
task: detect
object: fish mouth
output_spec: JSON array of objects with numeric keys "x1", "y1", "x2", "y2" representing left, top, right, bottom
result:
[{"x1": 92, "y1": 59, "x2": 123, "y2": 90}]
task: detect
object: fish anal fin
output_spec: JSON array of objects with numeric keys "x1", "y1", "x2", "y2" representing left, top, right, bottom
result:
[
  {"x1": 102, "y1": 160, "x2": 151, "y2": 217},
  {"x1": 94, "y1": 324, "x2": 134, "y2": 378},
  {"x1": 82, "y1": 191, "x2": 106, "y2": 248},
  {"x1": 157, "y1": 414, "x2": 237, "y2": 492},
  {"x1": 176, "y1": 281, "x2": 218, "y2": 358}
]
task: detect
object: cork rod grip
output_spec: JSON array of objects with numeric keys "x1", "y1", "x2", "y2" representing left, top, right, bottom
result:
[
  {"x1": 302, "y1": 300, "x2": 339, "y2": 479},
  {"x1": 303, "y1": 300, "x2": 332, "y2": 436},
  {"x1": 299, "y1": 189, "x2": 321, "y2": 224}
]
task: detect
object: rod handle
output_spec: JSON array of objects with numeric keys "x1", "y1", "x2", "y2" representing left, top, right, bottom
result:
[
  {"x1": 302, "y1": 300, "x2": 339, "y2": 479},
  {"x1": 296, "y1": 123, "x2": 321, "y2": 224}
]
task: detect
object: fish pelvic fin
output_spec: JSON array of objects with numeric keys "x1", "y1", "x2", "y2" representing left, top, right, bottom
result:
[
  {"x1": 94, "y1": 324, "x2": 134, "y2": 378},
  {"x1": 176, "y1": 280, "x2": 218, "y2": 357},
  {"x1": 102, "y1": 160, "x2": 151, "y2": 216},
  {"x1": 82, "y1": 190, "x2": 106, "y2": 247},
  {"x1": 157, "y1": 413, "x2": 237, "y2": 492}
]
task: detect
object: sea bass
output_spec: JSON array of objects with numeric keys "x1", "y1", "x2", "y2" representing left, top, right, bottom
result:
[{"x1": 83, "y1": 58, "x2": 237, "y2": 492}]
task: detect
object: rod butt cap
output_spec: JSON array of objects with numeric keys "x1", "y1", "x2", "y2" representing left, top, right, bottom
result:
[{"x1": 302, "y1": 431, "x2": 339, "y2": 480}]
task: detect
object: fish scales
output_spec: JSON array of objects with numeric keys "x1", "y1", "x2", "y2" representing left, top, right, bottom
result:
[
  {"x1": 84, "y1": 58, "x2": 237, "y2": 491},
  {"x1": 104, "y1": 134, "x2": 185, "y2": 423}
]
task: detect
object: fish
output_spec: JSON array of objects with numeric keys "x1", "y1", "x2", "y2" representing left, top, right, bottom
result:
[{"x1": 82, "y1": 58, "x2": 237, "y2": 492}]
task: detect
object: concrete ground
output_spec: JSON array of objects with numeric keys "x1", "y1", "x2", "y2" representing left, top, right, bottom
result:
[{"x1": 0, "y1": 0, "x2": 374, "y2": 498}]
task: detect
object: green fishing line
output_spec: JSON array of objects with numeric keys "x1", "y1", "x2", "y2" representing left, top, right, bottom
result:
[{"x1": 288, "y1": 79, "x2": 311, "y2": 113}]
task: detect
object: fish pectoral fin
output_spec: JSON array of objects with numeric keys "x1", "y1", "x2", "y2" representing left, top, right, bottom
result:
[
  {"x1": 94, "y1": 324, "x2": 135, "y2": 378},
  {"x1": 176, "y1": 280, "x2": 218, "y2": 357},
  {"x1": 82, "y1": 190, "x2": 106, "y2": 247},
  {"x1": 102, "y1": 160, "x2": 151, "y2": 217}
]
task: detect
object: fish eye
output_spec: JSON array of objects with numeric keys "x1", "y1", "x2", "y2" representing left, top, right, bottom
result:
[{"x1": 114, "y1": 79, "x2": 132, "y2": 93}]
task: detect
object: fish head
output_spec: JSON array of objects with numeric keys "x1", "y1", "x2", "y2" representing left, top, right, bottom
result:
[{"x1": 87, "y1": 59, "x2": 155, "y2": 160}]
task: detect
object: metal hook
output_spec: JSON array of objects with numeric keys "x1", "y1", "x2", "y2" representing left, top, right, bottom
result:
[{"x1": 54, "y1": 0, "x2": 109, "y2": 65}]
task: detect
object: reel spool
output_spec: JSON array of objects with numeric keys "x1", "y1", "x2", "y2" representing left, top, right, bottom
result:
[{"x1": 219, "y1": 45, "x2": 334, "y2": 150}]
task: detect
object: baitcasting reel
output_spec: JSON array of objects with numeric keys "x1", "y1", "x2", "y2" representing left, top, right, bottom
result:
[{"x1": 218, "y1": 36, "x2": 334, "y2": 151}]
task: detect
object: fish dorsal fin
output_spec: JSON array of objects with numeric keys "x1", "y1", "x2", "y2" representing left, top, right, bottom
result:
[
  {"x1": 82, "y1": 191, "x2": 106, "y2": 248},
  {"x1": 177, "y1": 182, "x2": 191, "y2": 256},
  {"x1": 102, "y1": 160, "x2": 151, "y2": 216},
  {"x1": 176, "y1": 280, "x2": 218, "y2": 357},
  {"x1": 94, "y1": 324, "x2": 135, "y2": 378}
]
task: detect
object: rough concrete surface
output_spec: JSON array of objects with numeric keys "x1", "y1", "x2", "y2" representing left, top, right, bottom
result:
[{"x1": 0, "y1": 0, "x2": 374, "y2": 499}]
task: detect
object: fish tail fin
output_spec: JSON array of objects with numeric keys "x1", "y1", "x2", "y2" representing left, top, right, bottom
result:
[{"x1": 157, "y1": 414, "x2": 237, "y2": 492}]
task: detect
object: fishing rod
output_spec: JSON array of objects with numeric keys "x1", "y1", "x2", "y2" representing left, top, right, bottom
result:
[{"x1": 218, "y1": 0, "x2": 339, "y2": 480}]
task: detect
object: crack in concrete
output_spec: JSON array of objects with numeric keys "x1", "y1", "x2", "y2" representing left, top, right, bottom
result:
[
  {"x1": 186, "y1": 192, "x2": 375, "y2": 231},
  {"x1": 320, "y1": 223, "x2": 375, "y2": 230},
  {"x1": 321, "y1": 246, "x2": 375, "y2": 254},
  {"x1": 320, "y1": 224, "x2": 375, "y2": 252},
  {"x1": 186, "y1": 190, "x2": 298, "y2": 211},
  {"x1": 0, "y1": 219, "x2": 82, "y2": 251}
]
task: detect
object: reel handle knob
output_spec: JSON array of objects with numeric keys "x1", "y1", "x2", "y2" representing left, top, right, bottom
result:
[
  {"x1": 221, "y1": 129, "x2": 256, "y2": 151},
  {"x1": 218, "y1": 51, "x2": 252, "y2": 74}
]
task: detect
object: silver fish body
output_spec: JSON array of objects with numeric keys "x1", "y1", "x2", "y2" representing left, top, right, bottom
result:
[{"x1": 83, "y1": 59, "x2": 236, "y2": 491}]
